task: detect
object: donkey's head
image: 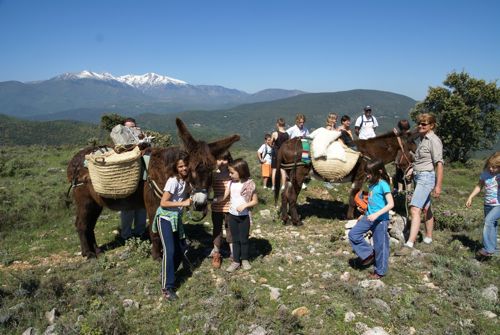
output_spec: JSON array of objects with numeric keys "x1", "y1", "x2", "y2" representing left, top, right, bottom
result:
[{"x1": 176, "y1": 118, "x2": 240, "y2": 211}]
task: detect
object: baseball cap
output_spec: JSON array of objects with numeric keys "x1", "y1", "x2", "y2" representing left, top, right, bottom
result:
[{"x1": 364, "y1": 106, "x2": 372, "y2": 111}]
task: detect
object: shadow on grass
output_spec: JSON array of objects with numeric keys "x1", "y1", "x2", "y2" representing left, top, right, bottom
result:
[
  {"x1": 175, "y1": 223, "x2": 273, "y2": 286},
  {"x1": 299, "y1": 197, "x2": 348, "y2": 220},
  {"x1": 451, "y1": 233, "x2": 482, "y2": 253}
]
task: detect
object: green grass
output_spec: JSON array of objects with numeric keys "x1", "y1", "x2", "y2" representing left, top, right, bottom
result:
[{"x1": 1, "y1": 145, "x2": 499, "y2": 334}]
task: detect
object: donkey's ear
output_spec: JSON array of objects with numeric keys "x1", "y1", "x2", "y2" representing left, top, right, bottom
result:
[
  {"x1": 176, "y1": 118, "x2": 197, "y2": 151},
  {"x1": 209, "y1": 134, "x2": 240, "y2": 158}
]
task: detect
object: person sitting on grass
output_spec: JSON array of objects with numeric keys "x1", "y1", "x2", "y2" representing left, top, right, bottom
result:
[
  {"x1": 465, "y1": 151, "x2": 500, "y2": 259},
  {"x1": 348, "y1": 159, "x2": 394, "y2": 279}
]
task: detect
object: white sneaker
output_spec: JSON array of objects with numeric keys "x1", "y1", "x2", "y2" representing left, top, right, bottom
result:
[
  {"x1": 226, "y1": 262, "x2": 240, "y2": 273},
  {"x1": 301, "y1": 183, "x2": 307, "y2": 190},
  {"x1": 263, "y1": 186, "x2": 268, "y2": 189},
  {"x1": 271, "y1": 186, "x2": 275, "y2": 191},
  {"x1": 280, "y1": 185, "x2": 285, "y2": 191},
  {"x1": 423, "y1": 237, "x2": 433, "y2": 244},
  {"x1": 241, "y1": 260, "x2": 252, "y2": 270}
]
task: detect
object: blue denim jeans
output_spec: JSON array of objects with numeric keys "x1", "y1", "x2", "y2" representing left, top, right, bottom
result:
[
  {"x1": 483, "y1": 205, "x2": 500, "y2": 254},
  {"x1": 410, "y1": 171, "x2": 435, "y2": 209},
  {"x1": 120, "y1": 209, "x2": 147, "y2": 239},
  {"x1": 348, "y1": 216, "x2": 390, "y2": 276}
]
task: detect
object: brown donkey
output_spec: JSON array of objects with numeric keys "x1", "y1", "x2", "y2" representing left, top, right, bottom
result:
[
  {"x1": 275, "y1": 130, "x2": 415, "y2": 225},
  {"x1": 67, "y1": 118, "x2": 240, "y2": 259}
]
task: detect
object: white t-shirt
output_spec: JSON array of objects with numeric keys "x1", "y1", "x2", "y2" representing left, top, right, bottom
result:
[
  {"x1": 257, "y1": 144, "x2": 273, "y2": 164},
  {"x1": 163, "y1": 177, "x2": 189, "y2": 212},
  {"x1": 229, "y1": 181, "x2": 249, "y2": 216},
  {"x1": 286, "y1": 125, "x2": 310, "y2": 139},
  {"x1": 355, "y1": 114, "x2": 378, "y2": 139}
]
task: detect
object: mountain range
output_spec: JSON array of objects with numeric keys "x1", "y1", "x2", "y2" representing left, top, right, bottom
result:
[{"x1": 0, "y1": 71, "x2": 305, "y2": 119}]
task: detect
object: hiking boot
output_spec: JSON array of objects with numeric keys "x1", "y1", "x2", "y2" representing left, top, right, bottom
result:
[
  {"x1": 361, "y1": 252, "x2": 375, "y2": 266},
  {"x1": 212, "y1": 252, "x2": 222, "y2": 269},
  {"x1": 241, "y1": 260, "x2": 252, "y2": 271},
  {"x1": 162, "y1": 288, "x2": 178, "y2": 301},
  {"x1": 476, "y1": 249, "x2": 493, "y2": 260},
  {"x1": 394, "y1": 245, "x2": 413, "y2": 256},
  {"x1": 368, "y1": 272, "x2": 383, "y2": 280},
  {"x1": 226, "y1": 262, "x2": 240, "y2": 273}
]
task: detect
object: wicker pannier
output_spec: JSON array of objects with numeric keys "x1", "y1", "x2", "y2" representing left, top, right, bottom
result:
[
  {"x1": 311, "y1": 142, "x2": 360, "y2": 181},
  {"x1": 85, "y1": 146, "x2": 142, "y2": 198}
]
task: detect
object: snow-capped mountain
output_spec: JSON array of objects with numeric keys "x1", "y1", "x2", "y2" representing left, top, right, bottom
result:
[
  {"x1": 53, "y1": 70, "x2": 117, "y2": 82},
  {"x1": 53, "y1": 71, "x2": 187, "y2": 88},
  {"x1": 117, "y1": 73, "x2": 187, "y2": 87}
]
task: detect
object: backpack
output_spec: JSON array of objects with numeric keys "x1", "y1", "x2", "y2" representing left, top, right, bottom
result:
[{"x1": 354, "y1": 190, "x2": 369, "y2": 213}]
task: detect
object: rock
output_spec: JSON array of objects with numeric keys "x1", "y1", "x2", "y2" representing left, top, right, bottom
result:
[
  {"x1": 43, "y1": 325, "x2": 57, "y2": 335},
  {"x1": 345, "y1": 220, "x2": 358, "y2": 229},
  {"x1": 258, "y1": 277, "x2": 268, "y2": 284},
  {"x1": 269, "y1": 287, "x2": 281, "y2": 301},
  {"x1": 344, "y1": 311, "x2": 356, "y2": 322},
  {"x1": 253, "y1": 228, "x2": 262, "y2": 234},
  {"x1": 370, "y1": 298, "x2": 391, "y2": 313},
  {"x1": 321, "y1": 272, "x2": 333, "y2": 279},
  {"x1": 47, "y1": 167, "x2": 62, "y2": 174},
  {"x1": 291, "y1": 306, "x2": 309, "y2": 317},
  {"x1": 362, "y1": 326, "x2": 389, "y2": 335},
  {"x1": 259, "y1": 209, "x2": 271, "y2": 218},
  {"x1": 389, "y1": 214, "x2": 407, "y2": 243},
  {"x1": 340, "y1": 272, "x2": 350, "y2": 282},
  {"x1": 410, "y1": 249, "x2": 423, "y2": 257},
  {"x1": 248, "y1": 325, "x2": 267, "y2": 335},
  {"x1": 123, "y1": 299, "x2": 139, "y2": 309},
  {"x1": 355, "y1": 322, "x2": 370, "y2": 333},
  {"x1": 45, "y1": 308, "x2": 57, "y2": 325},
  {"x1": 481, "y1": 284, "x2": 498, "y2": 303},
  {"x1": 481, "y1": 310, "x2": 497, "y2": 319},
  {"x1": 22, "y1": 327, "x2": 38, "y2": 335},
  {"x1": 358, "y1": 280, "x2": 386, "y2": 289}
]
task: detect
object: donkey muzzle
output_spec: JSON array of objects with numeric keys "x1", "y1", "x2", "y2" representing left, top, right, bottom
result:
[{"x1": 191, "y1": 191, "x2": 208, "y2": 211}]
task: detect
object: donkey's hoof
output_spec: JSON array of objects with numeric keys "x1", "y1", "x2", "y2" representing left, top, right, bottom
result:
[{"x1": 293, "y1": 221, "x2": 304, "y2": 227}]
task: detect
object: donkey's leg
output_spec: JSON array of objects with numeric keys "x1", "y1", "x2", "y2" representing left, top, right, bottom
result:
[
  {"x1": 347, "y1": 186, "x2": 359, "y2": 219},
  {"x1": 144, "y1": 188, "x2": 163, "y2": 261},
  {"x1": 74, "y1": 190, "x2": 102, "y2": 258},
  {"x1": 347, "y1": 160, "x2": 365, "y2": 219},
  {"x1": 280, "y1": 181, "x2": 291, "y2": 225}
]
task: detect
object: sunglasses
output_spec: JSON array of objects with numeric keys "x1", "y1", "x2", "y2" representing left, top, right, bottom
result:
[{"x1": 418, "y1": 122, "x2": 429, "y2": 126}]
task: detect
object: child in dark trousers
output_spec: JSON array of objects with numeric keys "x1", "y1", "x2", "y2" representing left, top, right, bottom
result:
[
  {"x1": 210, "y1": 151, "x2": 233, "y2": 268},
  {"x1": 217, "y1": 158, "x2": 258, "y2": 272},
  {"x1": 349, "y1": 159, "x2": 394, "y2": 279},
  {"x1": 152, "y1": 152, "x2": 192, "y2": 301}
]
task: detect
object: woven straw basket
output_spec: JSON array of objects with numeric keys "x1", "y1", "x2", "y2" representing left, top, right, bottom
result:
[
  {"x1": 311, "y1": 143, "x2": 360, "y2": 181},
  {"x1": 85, "y1": 146, "x2": 142, "y2": 198}
]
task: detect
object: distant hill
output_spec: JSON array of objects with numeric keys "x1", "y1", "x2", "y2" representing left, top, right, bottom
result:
[
  {"x1": 136, "y1": 89, "x2": 419, "y2": 147},
  {"x1": 0, "y1": 71, "x2": 305, "y2": 119}
]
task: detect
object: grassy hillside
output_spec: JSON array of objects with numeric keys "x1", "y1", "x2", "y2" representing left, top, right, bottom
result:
[
  {"x1": 0, "y1": 114, "x2": 106, "y2": 146},
  {"x1": 0, "y1": 145, "x2": 498, "y2": 334}
]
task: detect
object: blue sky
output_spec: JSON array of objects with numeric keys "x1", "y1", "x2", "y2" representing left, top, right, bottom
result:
[{"x1": 0, "y1": 0, "x2": 498, "y2": 100}]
